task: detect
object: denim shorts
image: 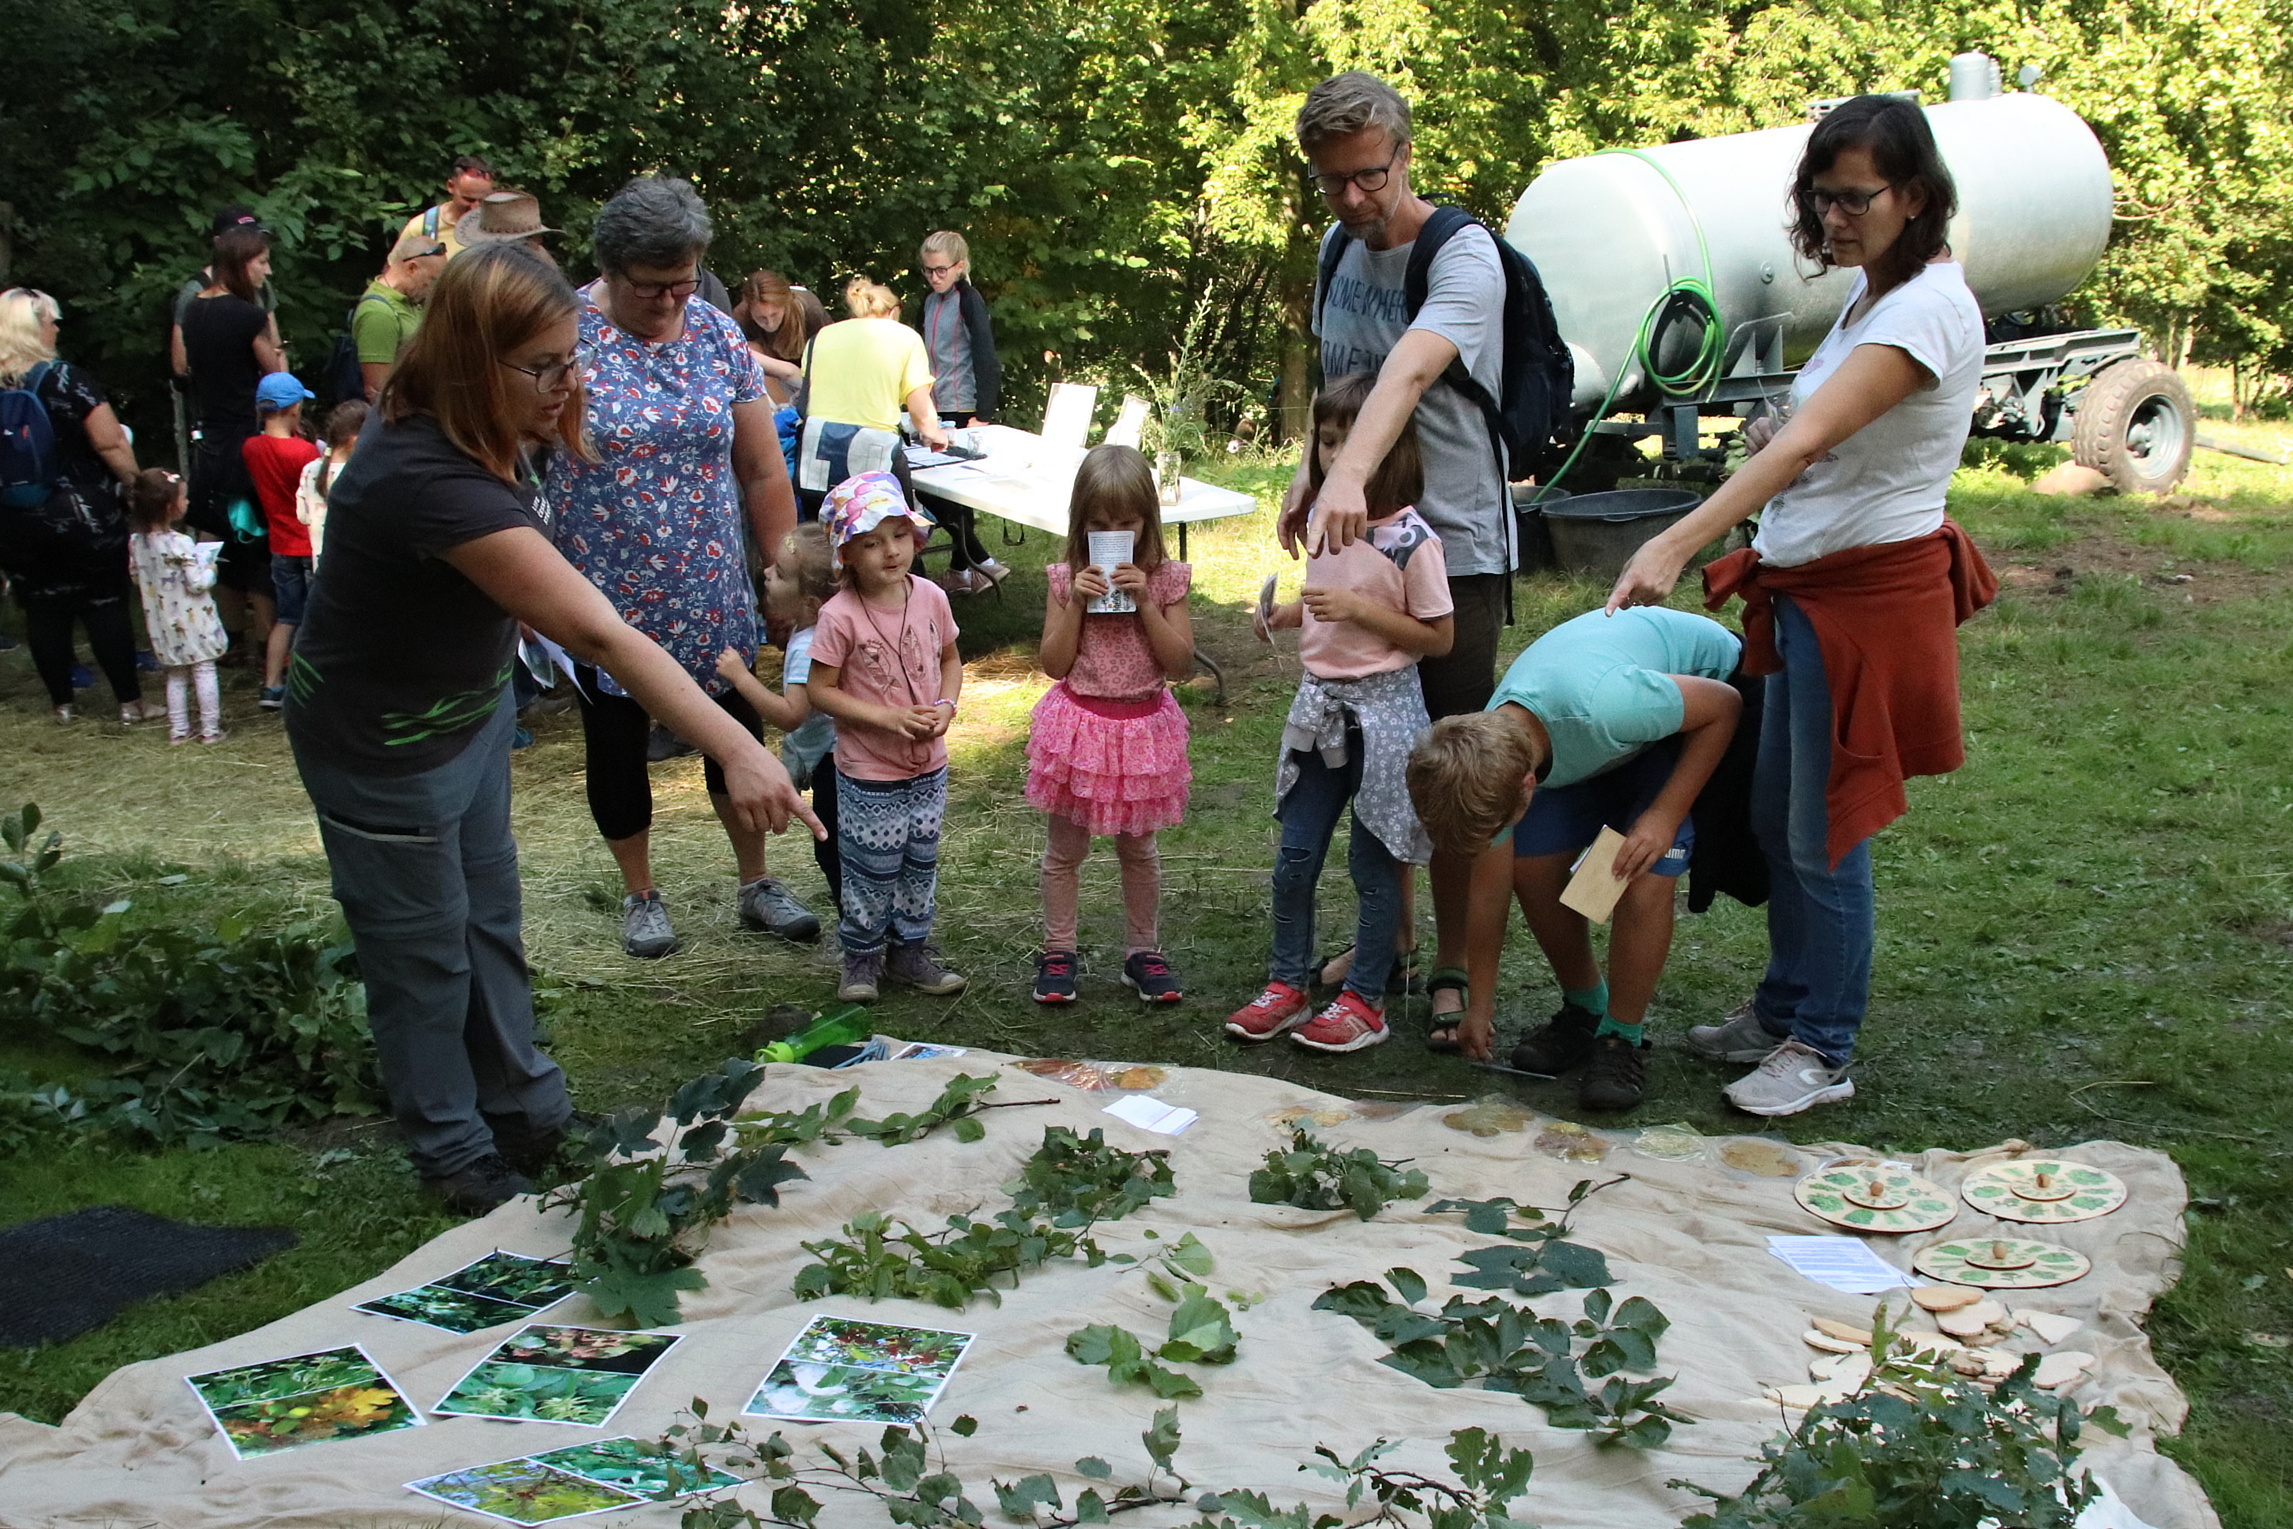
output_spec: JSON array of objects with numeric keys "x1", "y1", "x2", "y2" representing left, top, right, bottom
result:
[
  {"x1": 270, "y1": 553, "x2": 313, "y2": 625},
  {"x1": 1512, "y1": 738, "x2": 1693, "y2": 877}
]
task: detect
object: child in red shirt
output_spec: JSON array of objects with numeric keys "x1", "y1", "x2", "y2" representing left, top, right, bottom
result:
[{"x1": 242, "y1": 372, "x2": 320, "y2": 708}]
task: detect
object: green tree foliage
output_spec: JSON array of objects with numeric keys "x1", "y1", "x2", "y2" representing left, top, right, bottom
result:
[{"x1": 4, "y1": 0, "x2": 2287, "y2": 445}]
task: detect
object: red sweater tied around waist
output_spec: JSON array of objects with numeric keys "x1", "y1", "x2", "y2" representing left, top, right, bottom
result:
[{"x1": 1702, "y1": 521, "x2": 1998, "y2": 869}]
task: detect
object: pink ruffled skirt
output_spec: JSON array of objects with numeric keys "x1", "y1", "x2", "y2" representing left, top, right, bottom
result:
[{"x1": 1025, "y1": 681, "x2": 1191, "y2": 837}]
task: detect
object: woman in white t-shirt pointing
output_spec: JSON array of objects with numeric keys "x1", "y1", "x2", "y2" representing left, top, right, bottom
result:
[{"x1": 1605, "y1": 95, "x2": 1998, "y2": 1119}]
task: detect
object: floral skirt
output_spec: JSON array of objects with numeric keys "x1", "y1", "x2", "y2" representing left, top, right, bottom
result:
[{"x1": 1025, "y1": 681, "x2": 1190, "y2": 837}]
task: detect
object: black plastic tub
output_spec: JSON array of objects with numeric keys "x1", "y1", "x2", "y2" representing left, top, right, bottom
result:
[{"x1": 1541, "y1": 487, "x2": 1704, "y2": 580}]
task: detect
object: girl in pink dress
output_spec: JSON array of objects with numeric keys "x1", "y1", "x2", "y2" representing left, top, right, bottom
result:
[{"x1": 1026, "y1": 445, "x2": 1195, "y2": 1005}]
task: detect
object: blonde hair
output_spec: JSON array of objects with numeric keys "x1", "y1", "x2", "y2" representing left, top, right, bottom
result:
[
  {"x1": 1062, "y1": 444, "x2": 1168, "y2": 576},
  {"x1": 0, "y1": 288, "x2": 61, "y2": 385},
  {"x1": 1407, "y1": 711, "x2": 1548, "y2": 855},
  {"x1": 1296, "y1": 72, "x2": 1413, "y2": 154},
  {"x1": 843, "y1": 278, "x2": 900, "y2": 320},
  {"x1": 776, "y1": 522, "x2": 837, "y2": 605},
  {"x1": 920, "y1": 231, "x2": 969, "y2": 268},
  {"x1": 384, "y1": 243, "x2": 592, "y2": 482}
]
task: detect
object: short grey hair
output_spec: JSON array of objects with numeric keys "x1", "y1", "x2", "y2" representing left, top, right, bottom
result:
[
  {"x1": 1296, "y1": 72, "x2": 1413, "y2": 154},
  {"x1": 591, "y1": 175, "x2": 713, "y2": 275}
]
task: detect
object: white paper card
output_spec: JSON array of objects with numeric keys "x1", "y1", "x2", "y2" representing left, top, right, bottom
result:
[
  {"x1": 1102, "y1": 1094, "x2": 1197, "y2": 1136},
  {"x1": 1041, "y1": 382, "x2": 1098, "y2": 450},
  {"x1": 1765, "y1": 1235, "x2": 1910, "y2": 1293},
  {"x1": 1086, "y1": 529, "x2": 1135, "y2": 614}
]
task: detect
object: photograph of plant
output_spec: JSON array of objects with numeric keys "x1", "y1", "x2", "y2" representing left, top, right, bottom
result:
[
  {"x1": 187, "y1": 1346, "x2": 384, "y2": 1411},
  {"x1": 435, "y1": 1362, "x2": 642, "y2": 1427},
  {"x1": 405, "y1": 1457, "x2": 642, "y2": 1525},
  {"x1": 490, "y1": 1326, "x2": 679, "y2": 1376},
  {"x1": 531, "y1": 1437, "x2": 741, "y2": 1497},
  {"x1": 746, "y1": 1360, "x2": 948, "y2": 1424},
  {"x1": 781, "y1": 1316, "x2": 973, "y2": 1379},
  {"x1": 355, "y1": 1252, "x2": 580, "y2": 1335},
  {"x1": 207, "y1": 1379, "x2": 422, "y2": 1459}
]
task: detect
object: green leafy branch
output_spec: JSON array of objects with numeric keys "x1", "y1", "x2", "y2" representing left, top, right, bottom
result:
[
  {"x1": 1068, "y1": 1235, "x2": 1237, "y2": 1399},
  {"x1": 1247, "y1": 1128, "x2": 1429, "y2": 1220},
  {"x1": 1675, "y1": 1308, "x2": 2128, "y2": 1528},
  {"x1": 1006, "y1": 1125, "x2": 1174, "y2": 1225},
  {"x1": 1431, "y1": 1175, "x2": 1630, "y2": 1296},
  {"x1": 542, "y1": 1059, "x2": 809, "y2": 1328},
  {"x1": 1314, "y1": 1268, "x2": 1688, "y2": 1448},
  {"x1": 737, "y1": 1073, "x2": 1050, "y2": 1149}
]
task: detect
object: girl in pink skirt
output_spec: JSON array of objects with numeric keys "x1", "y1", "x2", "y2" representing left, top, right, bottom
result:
[{"x1": 1027, "y1": 444, "x2": 1195, "y2": 1005}]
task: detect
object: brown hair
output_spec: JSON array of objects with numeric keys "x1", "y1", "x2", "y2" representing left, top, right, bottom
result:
[
  {"x1": 383, "y1": 243, "x2": 590, "y2": 481},
  {"x1": 127, "y1": 469, "x2": 185, "y2": 534},
  {"x1": 319, "y1": 398, "x2": 369, "y2": 495},
  {"x1": 1789, "y1": 95, "x2": 1957, "y2": 293},
  {"x1": 1308, "y1": 372, "x2": 1423, "y2": 518},
  {"x1": 1407, "y1": 711, "x2": 1548, "y2": 855},
  {"x1": 1296, "y1": 72, "x2": 1413, "y2": 154},
  {"x1": 741, "y1": 270, "x2": 809, "y2": 362},
  {"x1": 1061, "y1": 444, "x2": 1168, "y2": 578},
  {"x1": 791, "y1": 286, "x2": 829, "y2": 343},
  {"x1": 843, "y1": 278, "x2": 900, "y2": 320},
  {"x1": 210, "y1": 226, "x2": 270, "y2": 304},
  {"x1": 776, "y1": 521, "x2": 838, "y2": 605}
]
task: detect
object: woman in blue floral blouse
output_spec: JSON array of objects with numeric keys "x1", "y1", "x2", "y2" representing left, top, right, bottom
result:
[{"x1": 549, "y1": 175, "x2": 814, "y2": 959}]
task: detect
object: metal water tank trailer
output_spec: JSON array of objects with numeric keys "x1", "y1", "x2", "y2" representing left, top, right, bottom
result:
[{"x1": 1506, "y1": 64, "x2": 2193, "y2": 494}]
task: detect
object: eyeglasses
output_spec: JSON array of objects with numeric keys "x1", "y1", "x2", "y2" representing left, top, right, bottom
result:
[
  {"x1": 1309, "y1": 162, "x2": 1394, "y2": 197},
  {"x1": 500, "y1": 354, "x2": 582, "y2": 391},
  {"x1": 921, "y1": 263, "x2": 956, "y2": 278},
  {"x1": 615, "y1": 272, "x2": 700, "y2": 301},
  {"x1": 1803, "y1": 184, "x2": 1897, "y2": 217}
]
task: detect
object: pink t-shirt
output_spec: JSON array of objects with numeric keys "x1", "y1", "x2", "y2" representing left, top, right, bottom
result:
[
  {"x1": 1299, "y1": 507, "x2": 1452, "y2": 679},
  {"x1": 1045, "y1": 560, "x2": 1192, "y2": 700},
  {"x1": 811, "y1": 575, "x2": 961, "y2": 781}
]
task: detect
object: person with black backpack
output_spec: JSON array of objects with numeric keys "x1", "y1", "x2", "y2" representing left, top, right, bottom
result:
[
  {"x1": 337, "y1": 231, "x2": 447, "y2": 405},
  {"x1": 1286, "y1": 71, "x2": 1574, "y2": 1049}
]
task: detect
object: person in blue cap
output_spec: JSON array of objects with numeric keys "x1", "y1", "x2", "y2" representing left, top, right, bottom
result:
[{"x1": 243, "y1": 370, "x2": 321, "y2": 707}]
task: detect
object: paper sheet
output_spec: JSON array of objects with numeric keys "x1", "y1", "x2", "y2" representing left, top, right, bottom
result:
[
  {"x1": 1102, "y1": 1094, "x2": 1197, "y2": 1135},
  {"x1": 1086, "y1": 529, "x2": 1135, "y2": 614},
  {"x1": 1765, "y1": 1235, "x2": 1911, "y2": 1293},
  {"x1": 1559, "y1": 826, "x2": 1631, "y2": 923}
]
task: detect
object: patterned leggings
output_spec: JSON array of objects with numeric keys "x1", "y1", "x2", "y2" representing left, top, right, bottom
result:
[
  {"x1": 836, "y1": 766, "x2": 947, "y2": 956},
  {"x1": 165, "y1": 661, "x2": 222, "y2": 740}
]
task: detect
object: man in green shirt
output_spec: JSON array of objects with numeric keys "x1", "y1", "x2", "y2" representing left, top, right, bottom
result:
[{"x1": 352, "y1": 232, "x2": 448, "y2": 400}]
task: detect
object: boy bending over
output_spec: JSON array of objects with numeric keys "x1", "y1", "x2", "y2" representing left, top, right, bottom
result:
[{"x1": 1406, "y1": 607, "x2": 1742, "y2": 1110}]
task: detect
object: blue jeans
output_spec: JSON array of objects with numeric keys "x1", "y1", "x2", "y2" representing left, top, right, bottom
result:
[
  {"x1": 1271, "y1": 735, "x2": 1402, "y2": 1002},
  {"x1": 290, "y1": 696, "x2": 568, "y2": 1176},
  {"x1": 1750, "y1": 594, "x2": 1874, "y2": 1065}
]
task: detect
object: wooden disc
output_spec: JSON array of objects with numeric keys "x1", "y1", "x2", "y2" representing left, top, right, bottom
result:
[
  {"x1": 1913, "y1": 1237, "x2": 2091, "y2": 1289},
  {"x1": 1960, "y1": 1159, "x2": 2127, "y2": 1223},
  {"x1": 1795, "y1": 1165, "x2": 1958, "y2": 1234}
]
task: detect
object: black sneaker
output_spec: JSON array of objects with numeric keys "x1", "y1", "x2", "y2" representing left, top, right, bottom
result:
[
  {"x1": 1121, "y1": 950, "x2": 1183, "y2": 1004},
  {"x1": 494, "y1": 1110, "x2": 605, "y2": 1180},
  {"x1": 421, "y1": 1153, "x2": 534, "y2": 1217},
  {"x1": 1034, "y1": 949, "x2": 1079, "y2": 1005},
  {"x1": 1510, "y1": 1001, "x2": 1602, "y2": 1076},
  {"x1": 1578, "y1": 1033, "x2": 1648, "y2": 1111}
]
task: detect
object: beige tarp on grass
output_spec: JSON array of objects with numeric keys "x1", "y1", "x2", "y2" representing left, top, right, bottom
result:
[{"x1": 0, "y1": 1054, "x2": 2217, "y2": 1529}]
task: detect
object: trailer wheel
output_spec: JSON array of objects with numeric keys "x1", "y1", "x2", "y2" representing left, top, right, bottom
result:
[{"x1": 2072, "y1": 359, "x2": 2193, "y2": 494}]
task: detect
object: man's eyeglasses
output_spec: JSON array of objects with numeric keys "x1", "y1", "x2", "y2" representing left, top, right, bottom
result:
[
  {"x1": 500, "y1": 355, "x2": 581, "y2": 391},
  {"x1": 1310, "y1": 162, "x2": 1394, "y2": 197},
  {"x1": 617, "y1": 273, "x2": 700, "y2": 301},
  {"x1": 1802, "y1": 185, "x2": 1896, "y2": 217}
]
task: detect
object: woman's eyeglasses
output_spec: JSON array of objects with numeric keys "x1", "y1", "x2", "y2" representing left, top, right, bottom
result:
[
  {"x1": 500, "y1": 355, "x2": 582, "y2": 390},
  {"x1": 616, "y1": 273, "x2": 700, "y2": 301},
  {"x1": 1802, "y1": 185, "x2": 1897, "y2": 217}
]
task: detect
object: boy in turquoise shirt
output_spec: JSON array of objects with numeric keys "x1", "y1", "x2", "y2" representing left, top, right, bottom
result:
[{"x1": 1405, "y1": 606, "x2": 1742, "y2": 1109}]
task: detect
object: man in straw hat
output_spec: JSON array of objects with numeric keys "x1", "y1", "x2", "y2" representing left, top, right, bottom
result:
[
  {"x1": 453, "y1": 190, "x2": 562, "y2": 261},
  {"x1": 354, "y1": 231, "x2": 449, "y2": 401}
]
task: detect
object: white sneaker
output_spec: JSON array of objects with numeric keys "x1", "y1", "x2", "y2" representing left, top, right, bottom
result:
[
  {"x1": 1723, "y1": 1039, "x2": 1854, "y2": 1117},
  {"x1": 1686, "y1": 1001, "x2": 1781, "y2": 1063}
]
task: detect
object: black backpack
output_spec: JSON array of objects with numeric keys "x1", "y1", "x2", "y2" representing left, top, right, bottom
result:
[
  {"x1": 321, "y1": 292, "x2": 393, "y2": 411},
  {"x1": 1315, "y1": 207, "x2": 1576, "y2": 481}
]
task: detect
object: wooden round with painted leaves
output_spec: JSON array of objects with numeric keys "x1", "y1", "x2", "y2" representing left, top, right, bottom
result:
[
  {"x1": 1959, "y1": 1159, "x2": 2127, "y2": 1223},
  {"x1": 1793, "y1": 1165, "x2": 1958, "y2": 1233},
  {"x1": 1912, "y1": 1236, "x2": 2092, "y2": 1289}
]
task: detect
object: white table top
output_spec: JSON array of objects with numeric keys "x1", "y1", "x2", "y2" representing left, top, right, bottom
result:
[{"x1": 908, "y1": 424, "x2": 1258, "y2": 537}]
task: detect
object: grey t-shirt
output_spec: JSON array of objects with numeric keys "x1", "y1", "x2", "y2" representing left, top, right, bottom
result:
[
  {"x1": 1315, "y1": 221, "x2": 1508, "y2": 576},
  {"x1": 921, "y1": 289, "x2": 975, "y2": 414}
]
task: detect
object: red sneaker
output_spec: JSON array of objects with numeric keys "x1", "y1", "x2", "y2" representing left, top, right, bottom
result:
[
  {"x1": 1291, "y1": 991, "x2": 1390, "y2": 1054},
  {"x1": 1224, "y1": 981, "x2": 1311, "y2": 1042}
]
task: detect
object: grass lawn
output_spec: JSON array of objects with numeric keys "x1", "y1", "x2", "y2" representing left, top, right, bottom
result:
[{"x1": 1, "y1": 381, "x2": 2289, "y2": 1524}]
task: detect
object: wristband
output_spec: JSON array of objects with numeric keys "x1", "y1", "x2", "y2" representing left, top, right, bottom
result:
[{"x1": 932, "y1": 699, "x2": 957, "y2": 712}]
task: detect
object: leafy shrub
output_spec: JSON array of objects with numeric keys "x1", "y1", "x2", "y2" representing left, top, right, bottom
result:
[{"x1": 0, "y1": 804, "x2": 378, "y2": 1146}]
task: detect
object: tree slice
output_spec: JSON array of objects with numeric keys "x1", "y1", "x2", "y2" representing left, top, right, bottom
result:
[{"x1": 1910, "y1": 1284, "x2": 1982, "y2": 1312}]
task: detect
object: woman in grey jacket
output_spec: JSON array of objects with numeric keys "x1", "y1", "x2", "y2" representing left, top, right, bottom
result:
[{"x1": 915, "y1": 232, "x2": 1006, "y2": 590}]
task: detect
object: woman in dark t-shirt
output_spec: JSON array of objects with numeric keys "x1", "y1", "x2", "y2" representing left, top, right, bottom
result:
[
  {"x1": 180, "y1": 225, "x2": 287, "y2": 636},
  {"x1": 286, "y1": 244, "x2": 820, "y2": 1216}
]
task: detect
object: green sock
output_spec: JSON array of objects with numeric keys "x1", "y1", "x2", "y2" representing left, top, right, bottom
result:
[
  {"x1": 1564, "y1": 981, "x2": 1609, "y2": 1018},
  {"x1": 1595, "y1": 1016, "x2": 1645, "y2": 1044}
]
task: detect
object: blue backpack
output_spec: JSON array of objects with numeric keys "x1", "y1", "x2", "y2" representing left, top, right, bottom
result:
[{"x1": 0, "y1": 362, "x2": 59, "y2": 510}]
